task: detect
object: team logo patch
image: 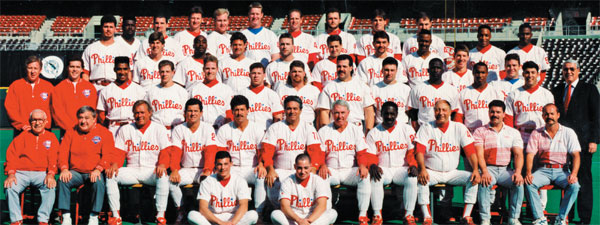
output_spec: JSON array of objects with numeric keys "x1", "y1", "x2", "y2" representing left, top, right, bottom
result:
[
  {"x1": 40, "y1": 92, "x2": 48, "y2": 101},
  {"x1": 92, "y1": 136, "x2": 101, "y2": 144},
  {"x1": 43, "y1": 140, "x2": 51, "y2": 149},
  {"x1": 83, "y1": 89, "x2": 91, "y2": 97}
]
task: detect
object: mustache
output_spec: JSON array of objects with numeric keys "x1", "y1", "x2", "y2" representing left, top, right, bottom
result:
[
  {"x1": 545, "y1": 118, "x2": 555, "y2": 123},
  {"x1": 491, "y1": 116, "x2": 498, "y2": 120}
]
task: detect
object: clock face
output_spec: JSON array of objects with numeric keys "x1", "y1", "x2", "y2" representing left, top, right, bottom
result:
[{"x1": 41, "y1": 55, "x2": 64, "y2": 79}]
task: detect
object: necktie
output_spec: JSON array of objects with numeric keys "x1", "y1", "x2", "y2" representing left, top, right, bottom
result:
[{"x1": 565, "y1": 84, "x2": 572, "y2": 109}]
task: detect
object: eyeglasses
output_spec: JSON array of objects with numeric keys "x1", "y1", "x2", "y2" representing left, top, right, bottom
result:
[
  {"x1": 563, "y1": 67, "x2": 577, "y2": 71},
  {"x1": 30, "y1": 118, "x2": 45, "y2": 122}
]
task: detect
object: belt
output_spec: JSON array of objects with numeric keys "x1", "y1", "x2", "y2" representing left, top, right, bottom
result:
[
  {"x1": 92, "y1": 79, "x2": 113, "y2": 86},
  {"x1": 543, "y1": 164, "x2": 564, "y2": 169}
]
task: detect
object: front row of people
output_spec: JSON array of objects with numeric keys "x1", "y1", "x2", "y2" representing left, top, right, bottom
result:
[{"x1": 5, "y1": 97, "x2": 580, "y2": 225}]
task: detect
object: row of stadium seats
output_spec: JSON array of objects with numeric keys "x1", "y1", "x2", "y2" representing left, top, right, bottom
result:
[
  {"x1": 399, "y1": 17, "x2": 512, "y2": 32},
  {"x1": 524, "y1": 17, "x2": 554, "y2": 31},
  {"x1": 348, "y1": 18, "x2": 389, "y2": 30},
  {"x1": 281, "y1": 14, "x2": 321, "y2": 31},
  {"x1": 0, "y1": 38, "x2": 30, "y2": 50},
  {"x1": 51, "y1": 16, "x2": 91, "y2": 36},
  {"x1": 0, "y1": 15, "x2": 45, "y2": 36},
  {"x1": 38, "y1": 38, "x2": 94, "y2": 50},
  {"x1": 542, "y1": 38, "x2": 600, "y2": 88},
  {"x1": 591, "y1": 17, "x2": 600, "y2": 30},
  {"x1": 167, "y1": 15, "x2": 273, "y2": 32}
]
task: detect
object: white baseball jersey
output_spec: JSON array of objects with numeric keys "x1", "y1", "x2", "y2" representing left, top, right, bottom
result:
[
  {"x1": 173, "y1": 30, "x2": 208, "y2": 57},
  {"x1": 319, "y1": 123, "x2": 371, "y2": 169},
  {"x1": 218, "y1": 56, "x2": 255, "y2": 92},
  {"x1": 132, "y1": 55, "x2": 177, "y2": 89},
  {"x1": 238, "y1": 86, "x2": 284, "y2": 131},
  {"x1": 356, "y1": 55, "x2": 407, "y2": 85},
  {"x1": 370, "y1": 81, "x2": 411, "y2": 124},
  {"x1": 171, "y1": 122, "x2": 217, "y2": 168},
  {"x1": 458, "y1": 85, "x2": 504, "y2": 130},
  {"x1": 366, "y1": 123, "x2": 415, "y2": 168},
  {"x1": 241, "y1": 27, "x2": 280, "y2": 66},
  {"x1": 82, "y1": 40, "x2": 129, "y2": 81},
  {"x1": 265, "y1": 58, "x2": 311, "y2": 89},
  {"x1": 402, "y1": 52, "x2": 443, "y2": 87},
  {"x1": 407, "y1": 81, "x2": 460, "y2": 125},
  {"x1": 316, "y1": 78, "x2": 375, "y2": 124},
  {"x1": 442, "y1": 69, "x2": 473, "y2": 93},
  {"x1": 136, "y1": 36, "x2": 184, "y2": 64},
  {"x1": 402, "y1": 34, "x2": 447, "y2": 57},
  {"x1": 473, "y1": 124, "x2": 523, "y2": 166},
  {"x1": 97, "y1": 81, "x2": 146, "y2": 122},
  {"x1": 310, "y1": 58, "x2": 338, "y2": 87},
  {"x1": 468, "y1": 45, "x2": 506, "y2": 83},
  {"x1": 206, "y1": 31, "x2": 232, "y2": 60},
  {"x1": 197, "y1": 174, "x2": 251, "y2": 214},
  {"x1": 505, "y1": 86, "x2": 554, "y2": 130},
  {"x1": 216, "y1": 121, "x2": 264, "y2": 167},
  {"x1": 507, "y1": 44, "x2": 550, "y2": 71},
  {"x1": 415, "y1": 121, "x2": 474, "y2": 172},
  {"x1": 174, "y1": 56, "x2": 206, "y2": 88},
  {"x1": 115, "y1": 122, "x2": 173, "y2": 168},
  {"x1": 261, "y1": 121, "x2": 321, "y2": 170},
  {"x1": 279, "y1": 173, "x2": 330, "y2": 216},
  {"x1": 275, "y1": 83, "x2": 320, "y2": 124},
  {"x1": 114, "y1": 36, "x2": 141, "y2": 66},
  {"x1": 315, "y1": 29, "x2": 357, "y2": 59},
  {"x1": 145, "y1": 84, "x2": 188, "y2": 127},
  {"x1": 490, "y1": 78, "x2": 525, "y2": 100},
  {"x1": 356, "y1": 32, "x2": 402, "y2": 59},
  {"x1": 290, "y1": 31, "x2": 319, "y2": 63},
  {"x1": 188, "y1": 80, "x2": 234, "y2": 127}
]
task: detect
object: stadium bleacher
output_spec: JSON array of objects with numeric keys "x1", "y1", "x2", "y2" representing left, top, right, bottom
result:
[
  {"x1": 51, "y1": 16, "x2": 90, "y2": 36},
  {"x1": 524, "y1": 17, "x2": 554, "y2": 31},
  {"x1": 591, "y1": 16, "x2": 600, "y2": 30},
  {"x1": 0, "y1": 38, "x2": 30, "y2": 50},
  {"x1": 38, "y1": 38, "x2": 94, "y2": 51},
  {"x1": 543, "y1": 38, "x2": 600, "y2": 88},
  {"x1": 0, "y1": 15, "x2": 45, "y2": 36},
  {"x1": 116, "y1": 16, "x2": 154, "y2": 36},
  {"x1": 400, "y1": 17, "x2": 512, "y2": 33}
]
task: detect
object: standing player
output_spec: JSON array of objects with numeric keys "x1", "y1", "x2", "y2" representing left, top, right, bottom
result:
[
  {"x1": 357, "y1": 31, "x2": 406, "y2": 85},
  {"x1": 455, "y1": 63, "x2": 503, "y2": 132},
  {"x1": 174, "y1": 35, "x2": 209, "y2": 88},
  {"x1": 133, "y1": 32, "x2": 177, "y2": 89},
  {"x1": 402, "y1": 12, "x2": 447, "y2": 57},
  {"x1": 414, "y1": 100, "x2": 480, "y2": 225},
  {"x1": 97, "y1": 56, "x2": 146, "y2": 136},
  {"x1": 507, "y1": 23, "x2": 550, "y2": 86},
  {"x1": 173, "y1": 6, "x2": 207, "y2": 58},
  {"x1": 115, "y1": 16, "x2": 140, "y2": 67},
  {"x1": 145, "y1": 61, "x2": 188, "y2": 129},
  {"x1": 370, "y1": 57, "x2": 411, "y2": 125},
  {"x1": 489, "y1": 54, "x2": 524, "y2": 99},
  {"x1": 286, "y1": 9, "x2": 319, "y2": 67},
  {"x1": 219, "y1": 32, "x2": 256, "y2": 92},
  {"x1": 265, "y1": 33, "x2": 311, "y2": 89},
  {"x1": 310, "y1": 35, "x2": 343, "y2": 90},
  {"x1": 473, "y1": 100, "x2": 525, "y2": 225},
  {"x1": 468, "y1": 25, "x2": 506, "y2": 83},
  {"x1": 206, "y1": 8, "x2": 232, "y2": 60},
  {"x1": 356, "y1": 9, "x2": 402, "y2": 63},
  {"x1": 442, "y1": 45, "x2": 472, "y2": 93},
  {"x1": 407, "y1": 58, "x2": 459, "y2": 130},
  {"x1": 136, "y1": 15, "x2": 184, "y2": 64},
  {"x1": 315, "y1": 8, "x2": 357, "y2": 60},
  {"x1": 403, "y1": 30, "x2": 443, "y2": 87},
  {"x1": 270, "y1": 154, "x2": 338, "y2": 225},
  {"x1": 366, "y1": 102, "x2": 419, "y2": 225},
  {"x1": 187, "y1": 151, "x2": 259, "y2": 225},
  {"x1": 241, "y1": 2, "x2": 279, "y2": 66},
  {"x1": 317, "y1": 100, "x2": 375, "y2": 225},
  {"x1": 105, "y1": 100, "x2": 173, "y2": 225},
  {"x1": 316, "y1": 55, "x2": 375, "y2": 133},
  {"x1": 52, "y1": 57, "x2": 97, "y2": 134},
  {"x1": 238, "y1": 63, "x2": 284, "y2": 131},
  {"x1": 275, "y1": 61, "x2": 320, "y2": 125}
]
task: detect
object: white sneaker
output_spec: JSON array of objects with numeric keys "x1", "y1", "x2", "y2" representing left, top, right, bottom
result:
[
  {"x1": 88, "y1": 216, "x2": 99, "y2": 225},
  {"x1": 508, "y1": 218, "x2": 522, "y2": 225},
  {"x1": 480, "y1": 219, "x2": 491, "y2": 225},
  {"x1": 61, "y1": 214, "x2": 72, "y2": 225},
  {"x1": 553, "y1": 218, "x2": 567, "y2": 225},
  {"x1": 533, "y1": 217, "x2": 549, "y2": 225}
]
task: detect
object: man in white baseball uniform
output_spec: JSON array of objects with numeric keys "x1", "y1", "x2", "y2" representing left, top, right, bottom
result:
[
  {"x1": 136, "y1": 15, "x2": 184, "y2": 64},
  {"x1": 174, "y1": 6, "x2": 208, "y2": 58},
  {"x1": 266, "y1": 33, "x2": 311, "y2": 89},
  {"x1": 105, "y1": 100, "x2": 173, "y2": 225},
  {"x1": 455, "y1": 62, "x2": 503, "y2": 132},
  {"x1": 133, "y1": 32, "x2": 177, "y2": 89},
  {"x1": 174, "y1": 35, "x2": 209, "y2": 88},
  {"x1": 357, "y1": 31, "x2": 406, "y2": 85},
  {"x1": 218, "y1": 32, "x2": 256, "y2": 92},
  {"x1": 97, "y1": 56, "x2": 146, "y2": 136},
  {"x1": 188, "y1": 55, "x2": 234, "y2": 129},
  {"x1": 474, "y1": 100, "x2": 525, "y2": 225},
  {"x1": 207, "y1": 8, "x2": 232, "y2": 60},
  {"x1": 489, "y1": 54, "x2": 524, "y2": 100},
  {"x1": 215, "y1": 95, "x2": 267, "y2": 215},
  {"x1": 442, "y1": 45, "x2": 472, "y2": 93},
  {"x1": 366, "y1": 102, "x2": 419, "y2": 225},
  {"x1": 407, "y1": 58, "x2": 459, "y2": 131},
  {"x1": 187, "y1": 151, "x2": 259, "y2": 225},
  {"x1": 403, "y1": 29, "x2": 443, "y2": 87},
  {"x1": 270, "y1": 153, "x2": 338, "y2": 225},
  {"x1": 238, "y1": 62, "x2": 284, "y2": 131},
  {"x1": 275, "y1": 61, "x2": 320, "y2": 125},
  {"x1": 114, "y1": 16, "x2": 140, "y2": 69},
  {"x1": 310, "y1": 35, "x2": 343, "y2": 90},
  {"x1": 286, "y1": 9, "x2": 319, "y2": 67},
  {"x1": 144, "y1": 60, "x2": 188, "y2": 129},
  {"x1": 82, "y1": 15, "x2": 129, "y2": 91},
  {"x1": 371, "y1": 57, "x2": 411, "y2": 125},
  {"x1": 356, "y1": 9, "x2": 402, "y2": 63},
  {"x1": 414, "y1": 100, "x2": 480, "y2": 225},
  {"x1": 317, "y1": 54, "x2": 375, "y2": 133},
  {"x1": 468, "y1": 25, "x2": 505, "y2": 83},
  {"x1": 508, "y1": 23, "x2": 550, "y2": 86},
  {"x1": 315, "y1": 8, "x2": 357, "y2": 60},
  {"x1": 402, "y1": 12, "x2": 447, "y2": 57},
  {"x1": 524, "y1": 104, "x2": 580, "y2": 225},
  {"x1": 241, "y1": 2, "x2": 279, "y2": 66}
]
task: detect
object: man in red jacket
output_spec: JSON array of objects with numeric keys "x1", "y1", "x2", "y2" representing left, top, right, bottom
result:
[
  {"x1": 5, "y1": 56, "x2": 54, "y2": 135},
  {"x1": 4, "y1": 109, "x2": 59, "y2": 225}
]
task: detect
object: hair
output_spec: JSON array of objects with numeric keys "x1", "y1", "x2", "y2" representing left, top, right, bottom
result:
[
  {"x1": 289, "y1": 8, "x2": 302, "y2": 17},
  {"x1": 287, "y1": 60, "x2": 308, "y2": 85},
  {"x1": 435, "y1": 99, "x2": 451, "y2": 109},
  {"x1": 230, "y1": 32, "x2": 247, "y2": 44},
  {"x1": 215, "y1": 151, "x2": 232, "y2": 163},
  {"x1": 522, "y1": 61, "x2": 539, "y2": 72},
  {"x1": 473, "y1": 62, "x2": 488, "y2": 72},
  {"x1": 373, "y1": 30, "x2": 389, "y2": 42},
  {"x1": 76, "y1": 105, "x2": 97, "y2": 118},
  {"x1": 478, "y1": 24, "x2": 492, "y2": 34},
  {"x1": 416, "y1": 11, "x2": 431, "y2": 21},
  {"x1": 25, "y1": 55, "x2": 42, "y2": 67},
  {"x1": 284, "y1": 95, "x2": 303, "y2": 110},
  {"x1": 148, "y1": 31, "x2": 165, "y2": 45},
  {"x1": 295, "y1": 153, "x2": 311, "y2": 164},
  {"x1": 29, "y1": 109, "x2": 47, "y2": 121},
  {"x1": 429, "y1": 58, "x2": 443, "y2": 67},
  {"x1": 564, "y1": 59, "x2": 579, "y2": 69},
  {"x1": 154, "y1": 14, "x2": 169, "y2": 23},
  {"x1": 101, "y1": 15, "x2": 117, "y2": 26},
  {"x1": 332, "y1": 99, "x2": 350, "y2": 111},
  {"x1": 454, "y1": 44, "x2": 469, "y2": 56},
  {"x1": 373, "y1": 9, "x2": 387, "y2": 20},
  {"x1": 418, "y1": 29, "x2": 432, "y2": 37},
  {"x1": 122, "y1": 16, "x2": 136, "y2": 24},
  {"x1": 230, "y1": 95, "x2": 250, "y2": 110},
  {"x1": 67, "y1": 56, "x2": 84, "y2": 67},
  {"x1": 185, "y1": 98, "x2": 203, "y2": 112},
  {"x1": 326, "y1": 34, "x2": 342, "y2": 46},
  {"x1": 382, "y1": 57, "x2": 397, "y2": 68},
  {"x1": 190, "y1": 6, "x2": 204, "y2": 17},
  {"x1": 505, "y1": 53, "x2": 520, "y2": 64},
  {"x1": 326, "y1": 8, "x2": 340, "y2": 18},
  {"x1": 249, "y1": 62, "x2": 265, "y2": 73},
  {"x1": 488, "y1": 100, "x2": 506, "y2": 112},
  {"x1": 204, "y1": 55, "x2": 218, "y2": 65},
  {"x1": 381, "y1": 101, "x2": 398, "y2": 115},
  {"x1": 249, "y1": 2, "x2": 263, "y2": 12},
  {"x1": 133, "y1": 100, "x2": 153, "y2": 113},
  {"x1": 519, "y1": 23, "x2": 532, "y2": 33},
  {"x1": 337, "y1": 54, "x2": 354, "y2": 67},
  {"x1": 158, "y1": 60, "x2": 174, "y2": 71},
  {"x1": 214, "y1": 8, "x2": 230, "y2": 18},
  {"x1": 193, "y1": 35, "x2": 206, "y2": 45},
  {"x1": 279, "y1": 33, "x2": 294, "y2": 44},
  {"x1": 114, "y1": 56, "x2": 130, "y2": 67}
]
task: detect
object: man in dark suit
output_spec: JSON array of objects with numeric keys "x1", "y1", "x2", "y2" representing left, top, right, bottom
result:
[{"x1": 552, "y1": 59, "x2": 599, "y2": 225}]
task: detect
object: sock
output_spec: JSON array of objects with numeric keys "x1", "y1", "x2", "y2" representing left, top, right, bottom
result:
[
  {"x1": 374, "y1": 210, "x2": 382, "y2": 217},
  {"x1": 462, "y1": 203, "x2": 474, "y2": 218},
  {"x1": 112, "y1": 210, "x2": 120, "y2": 218},
  {"x1": 90, "y1": 212, "x2": 98, "y2": 217},
  {"x1": 62, "y1": 213, "x2": 71, "y2": 219},
  {"x1": 359, "y1": 210, "x2": 367, "y2": 217},
  {"x1": 89, "y1": 214, "x2": 98, "y2": 219},
  {"x1": 421, "y1": 205, "x2": 431, "y2": 218},
  {"x1": 405, "y1": 210, "x2": 413, "y2": 217},
  {"x1": 157, "y1": 211, "x2": 165, "y2": 218}
]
